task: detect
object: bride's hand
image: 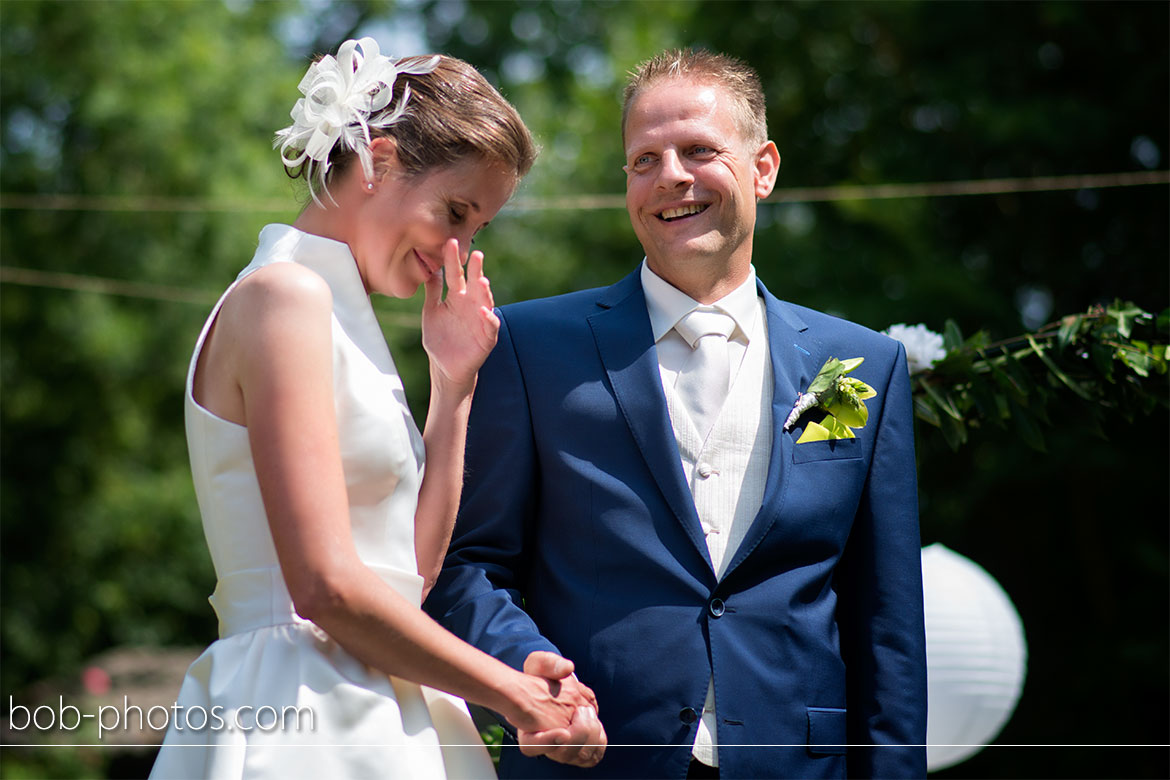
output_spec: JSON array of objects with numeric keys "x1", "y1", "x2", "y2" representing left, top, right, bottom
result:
[
  {"x1": 499, "y1": 667, "x2": 588, "y2": 740},
  {"x1": 420, "y1": 238, "x2": 500, "y2": 394},
  {"x1": 517, "y1": 652, "x2": 606, "y2": 767}
]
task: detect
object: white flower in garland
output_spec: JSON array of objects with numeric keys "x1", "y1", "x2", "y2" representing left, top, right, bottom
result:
[
  {"x1": 274, "y1": 38, "x2": 439, "y2": 202},
  {"x1": 883, "y1": 323, "x2": 947, "y2": 375}
]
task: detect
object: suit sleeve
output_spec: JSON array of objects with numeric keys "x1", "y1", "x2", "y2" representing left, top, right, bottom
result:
[
  {"x1": 838, "y1": 342, "x2": 928, "y2": 778},
  {"x1": 423, "y1": 310, "x2": 562, "y2": 674}
]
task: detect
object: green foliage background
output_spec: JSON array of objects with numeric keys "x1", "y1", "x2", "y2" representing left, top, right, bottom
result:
[{"x1": 2, "y1": 1, "x2": 1166, "y2": 777}]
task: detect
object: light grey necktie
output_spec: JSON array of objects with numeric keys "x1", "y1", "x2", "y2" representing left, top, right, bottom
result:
[{"x1": 673, "y1": 308, "x2": 736, "y2": 439}]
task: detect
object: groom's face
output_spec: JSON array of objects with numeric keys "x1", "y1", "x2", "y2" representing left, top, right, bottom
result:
[{"x1": 623, "y1": 77, "x2": 776, "y2": 285}]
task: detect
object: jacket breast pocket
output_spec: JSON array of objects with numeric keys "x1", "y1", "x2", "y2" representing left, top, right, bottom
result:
[
  {"x1": 807, "y1": 706, "x2": 847, "y2": 755},
  {"x1": 792, "y1": 438, "x2": 862, "y2": 464}
]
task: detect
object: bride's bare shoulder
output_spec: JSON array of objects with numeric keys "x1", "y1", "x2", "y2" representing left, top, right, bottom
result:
[
  {"x1": 216, "y1": 262, "x2": 335, "y2": 359},
  {"x1": 229, "y1": 262, "x2": 332, "y2": 315}
]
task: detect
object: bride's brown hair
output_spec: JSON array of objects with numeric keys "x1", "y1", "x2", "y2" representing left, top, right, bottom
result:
[{"x1": 285, "y1": 54, "x2": 536, "y2": 191}]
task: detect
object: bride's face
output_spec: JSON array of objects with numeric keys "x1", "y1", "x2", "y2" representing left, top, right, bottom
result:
[{"x1": 353, "y1": 157, "x2": 516, "y2": 299}]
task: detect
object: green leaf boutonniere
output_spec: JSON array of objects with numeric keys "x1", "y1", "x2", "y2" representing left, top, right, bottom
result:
[{"x1": 783, "y1": 357, "x2": 877, "y2": 443}]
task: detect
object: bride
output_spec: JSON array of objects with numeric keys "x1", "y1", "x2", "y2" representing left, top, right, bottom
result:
[{"x1": 150, "y1": 39, "x2": 602, "y2": 778}]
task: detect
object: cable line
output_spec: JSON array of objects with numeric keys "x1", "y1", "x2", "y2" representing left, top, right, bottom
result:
[
  {"x1": 3, "y1": 169, "x2": 1166, "y2": 317},
  {"x1": 0, "y1": 265, "x2": 217, "y2": 305},
  {"x1": 759, "y1": 170, "x2": 1170, "y2": 204},
  {"x1": 1, "y1": 171, "x2": 1165, "y2": 214},
  {"x1": 0, "y1": 266, "x2": 423, "y2": 328}
]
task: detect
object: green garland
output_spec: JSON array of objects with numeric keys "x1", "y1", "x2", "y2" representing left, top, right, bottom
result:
[{"x1": 911, "y1": 301, "x2": 1169, "y2": 450}]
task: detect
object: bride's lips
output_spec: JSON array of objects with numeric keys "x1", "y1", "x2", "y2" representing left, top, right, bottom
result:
[{"x1": 414, "y1": 249, "x2": 439, "y2": 276}]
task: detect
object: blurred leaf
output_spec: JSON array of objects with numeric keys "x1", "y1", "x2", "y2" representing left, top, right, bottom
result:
[
  {"x1": 1008, "y1": 397, "x2": 1047, "y2": 452},
  {"x1": 1112, "y1": 303, "x2": 1143, "y2": 339},
  {"x1": 913, "y1": 394, "x2": 942, "y2": 427},
  {"x1": 942, "y1": 319, "x2": 965, "y2": 353},
  {"x1": 1057, "y1": 314, "x2": 1083, "y2": 348},
  {"x1": 1027, "y1": 333, "x2": 1093, "y2": 400},
  {"x1": 1117, "y1": 346, "x2": 1152, "y2": 377},
  {"x1": 938, "y1": 409, "x2": 969, "y2": 450},
  {"x1": 1090, "y1": 341, "x2": 1116, "y2": 381},
  {"x1": 922, "y1": 379, "x2": 962, "y2": 421}
]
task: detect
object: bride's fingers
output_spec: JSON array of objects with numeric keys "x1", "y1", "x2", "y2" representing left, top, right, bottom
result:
[
  {"x1": 479, "y1": 305, "x2": 501, "y2": 342},
  {"x1": 517, "y1": 727, "x2": 572, "y2": 758},
  {"x1": 443, "y1": 238, "x2": 466, "y2": 295},
  {"x1": 466, "y1": 250, "x2": 483, "y2": 278},
  {"x1": 465, "y1": 250, "x2": 495, "y2": 308},
  {"x1": 463, "y1": 250, "x2": 487, "y2": 303},
  {"x1": 466, "y1": 250, "x2": 485, "y2": 286},
  {"x1": 480, "y1": 277, "x2": 495, "y2": 312},
  {"x1": 422, "y1": 268, "x2": 443, "y2": 310}
]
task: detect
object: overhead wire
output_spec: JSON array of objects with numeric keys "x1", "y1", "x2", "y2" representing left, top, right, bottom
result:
[
  {"x1": 0, "y1": 170, "x2": 1166, "y2": 214},
  {"x1": 0, "y1": 266, "x2": 424, "y2": 328},
  {"x1": 1, "y1": 170, "x2": 1167, "y2": 318}
]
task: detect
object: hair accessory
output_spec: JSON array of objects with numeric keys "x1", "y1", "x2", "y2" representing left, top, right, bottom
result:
[{"x1": 274, "y1": 38, "x2": 439, "y2": 203}]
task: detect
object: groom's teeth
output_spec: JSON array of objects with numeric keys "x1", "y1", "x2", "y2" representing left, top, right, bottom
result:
[{"x1": 660, "y1": 204, "x2": 707, "y2": 221}]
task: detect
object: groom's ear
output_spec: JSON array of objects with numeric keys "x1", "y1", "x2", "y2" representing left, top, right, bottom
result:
[{"x1": 753, "y1": 140, "x2": 781, "y2": 200}]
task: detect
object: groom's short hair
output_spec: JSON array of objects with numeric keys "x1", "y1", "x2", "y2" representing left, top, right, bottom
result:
[{"x1": 621, "y1": 48, "x2": 768, "y2": 147}]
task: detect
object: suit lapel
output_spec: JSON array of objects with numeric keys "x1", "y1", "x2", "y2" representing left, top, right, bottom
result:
[
  {"x1": 587, "y1": 271, "x2": 712, "y2": 570},
  {"x1": 720, "y1": 282, "x2": 820, "y2": 579}
]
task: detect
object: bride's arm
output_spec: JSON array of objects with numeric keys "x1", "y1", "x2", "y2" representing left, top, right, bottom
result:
[
  {"x1": 219, "y1": 260, "x2": 579, "y2": 736},
  {"x1": 413, "y1": 241, "x2": 499, "y2": 598}
]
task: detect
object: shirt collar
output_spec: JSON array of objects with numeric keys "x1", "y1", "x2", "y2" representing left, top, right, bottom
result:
[{"x1": 640, "y1": 260, "x2": 759, "y2": 344}]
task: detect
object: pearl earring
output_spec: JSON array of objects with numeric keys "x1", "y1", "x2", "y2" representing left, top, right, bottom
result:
[{"x1": 366, "y1": 182, "x2": 374, "y2": 191}]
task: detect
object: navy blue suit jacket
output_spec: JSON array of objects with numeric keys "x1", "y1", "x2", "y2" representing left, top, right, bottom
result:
[{"x1": 425, "y1": 269, "x2": 927, "y2": 779}]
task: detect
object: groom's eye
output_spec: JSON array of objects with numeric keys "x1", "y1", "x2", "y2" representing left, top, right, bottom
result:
[{"x1": 629, "y1": 153, "x2": 656, "y2": 170}]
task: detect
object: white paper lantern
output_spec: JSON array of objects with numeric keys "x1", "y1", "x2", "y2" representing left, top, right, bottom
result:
[{"x1": 921, "y1": 544, "x2": 1027, "y2": 772}]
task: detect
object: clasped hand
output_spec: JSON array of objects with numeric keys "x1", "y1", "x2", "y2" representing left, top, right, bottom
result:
[
  {"x1": 515, "y1": 651, "x2": 607, "y2": 768},
  {"x1": 421, "y1": 238, "x2": 500, "y2": 394}
]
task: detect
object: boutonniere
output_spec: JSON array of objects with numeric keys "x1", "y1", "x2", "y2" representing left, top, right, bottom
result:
[{"x1": 783, "y1": 357, "x2": 877, "y2": 443}]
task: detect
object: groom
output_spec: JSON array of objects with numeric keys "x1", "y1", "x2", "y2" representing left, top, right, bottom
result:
[{"x1": 426, "y1": 48, "x2": 927, "y2": 778}]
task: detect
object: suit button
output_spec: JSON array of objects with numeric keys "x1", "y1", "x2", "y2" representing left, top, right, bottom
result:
[
  {"x1": 709, "y1": 598, "x2": 725, "y2": 618},
  {"x1": 679, "y1": 707, "x2": 699, "y2": 724}
]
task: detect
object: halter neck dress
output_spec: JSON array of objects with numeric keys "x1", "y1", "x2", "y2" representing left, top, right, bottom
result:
[{"x1": 150, "y1": 224, "x2": 494, "y2": 779}]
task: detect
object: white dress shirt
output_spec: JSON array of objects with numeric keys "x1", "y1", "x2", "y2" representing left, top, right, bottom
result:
[
  {"x1": 641, "y1": 262, "x2": 759, "y2": 397},
  {"x1": 641, "y1": 261, "x2": 773, "y2": 768}
]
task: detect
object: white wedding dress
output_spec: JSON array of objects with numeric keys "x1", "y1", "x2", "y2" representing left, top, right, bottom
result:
[{"x1": 151, "y1": 224, "x2": 495, "y2": 779}]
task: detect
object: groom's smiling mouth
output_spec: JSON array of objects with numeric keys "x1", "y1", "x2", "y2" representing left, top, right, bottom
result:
[{"x1": 657, "y1": 203, "x2": 709, "y2": 222}]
